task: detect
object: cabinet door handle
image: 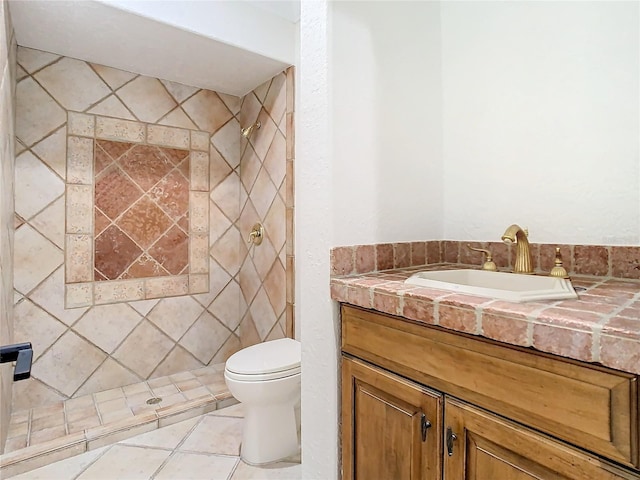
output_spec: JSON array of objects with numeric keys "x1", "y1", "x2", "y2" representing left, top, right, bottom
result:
[
  {"x1": 421, "y1": 414, "x2": 432, "y2": 441},
  {"x1": 446, "y1": 427, "x2": 457, "y2": 456}
]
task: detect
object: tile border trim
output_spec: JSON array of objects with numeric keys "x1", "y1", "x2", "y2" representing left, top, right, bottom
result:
[{"x1": 64, "y1": 112, "x2": 211, "y2": 307}]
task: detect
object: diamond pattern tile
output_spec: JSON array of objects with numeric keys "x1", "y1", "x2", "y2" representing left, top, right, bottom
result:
[
  {"x1": 250, "y1": 168, "x2": 277, "y2": 220},
  {"x1": 210, "y1": 173, "x2": 239, "y2": 220},
  {"x1": 16, "y1": 78, "x2": 66, "y2": 146},
  {"x1": 263, "y1": 259, "x2": 286, "y2": 317},
  {"x1": 148, "y1": 226, "x2": 189, "y2": 274},
  {"x1": 123, "y1": 254, "x2": 169, "y2": 279},
  {"x1": 90, "y1": 63, "x2": 137, "y2": 90},
  {"x1": 149, "y1": 170, "x2": 190, "y2": 221},
  {"x1": 182, "y1": 90, "x2": 233, "y2": 133},
  {"x1": 97, "y1": 139, "x2": 135, "y2": 162},
  {"x1": 14, "y1": 224, "x2": 63, "y2": 295},
  {"x1": 113, "y1": 321, "x2": 174, "y2": 378},
  {"x1": 12, "y1": 51, "x2": 293, "y2": 409},
  {"x1": 160, "y1": 79, "x2": 198, "y2": 103},
  {"x1": 14, "y1": 299, "x2": 66, "y2": 362},
  {"x1": 87, "y1": 95, "x2": 135, "y2": 120},
  {"x1": 117, "y1": 197, "x2": 173, "y2": 249},
  {"x1": 31, "y1": 127, "x2": 67, "y2": 179},
  {"x1": 95, "y1": 164, "x2": 143, "y2": 220},
  {"x1": 94, "y1": 225, "x2": 143, "y2": 280},
  {"x1": 211, "y1": 119, "x2": 240, "y2": 169},
  {"x1": 158, "y1": 107, "x2": 197, "y2": 130},
  {"x1": 75, "y1": 358, "x2": 141, "y2": 397},
  {"x1": 180, "y1": 311, "x2": 231, "y2": 364},
  {"x1": 35, "y1": 57, "x2": 111, "y2": 111},
  {"x1": 249, "y1": 287, "x2": 278, "y2": 341},
  {"x1": 207, "y1": 280, "x2": 241, "y2": 331},
  {"x1": 148, "y1": 296, "x2": 205, "y2": 341},
  {"x1": 15, "y1": 151, "x2": 65, "y2": 220},
  {"x1": 118, "y1": 144, "x2": 175, "y2": 191},
  {"x1": 116, "y1": 76, "x2": 177, "y2": 123},
  {"x1": 73, "y1": 303, "x2": 142, "y2": 354},
  {"x1": 16, "y1": 47, "x2": 60, "y2": 73},
  {"x1": 29, "y1": 267, "x2": 88, "y2": 326},
  {"x1": 30, "y1": 195, "x2": 65, "y2": 249},
  {"x1": 33, "y1": 331, "x2": 107, "y2": 397}
]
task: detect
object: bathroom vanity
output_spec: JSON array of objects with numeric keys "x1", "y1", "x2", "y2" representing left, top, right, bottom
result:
[{"x1": 340, "y1": 305, "x2": 639, "y2": 479}]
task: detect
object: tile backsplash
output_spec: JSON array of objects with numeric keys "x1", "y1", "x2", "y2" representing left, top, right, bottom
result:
[
  {"x1": 331, "y1": 240, "x2": 640, "y2": 280},
  {"x1": 12, "y1": 46, "x2": 293, "y2": 411}
]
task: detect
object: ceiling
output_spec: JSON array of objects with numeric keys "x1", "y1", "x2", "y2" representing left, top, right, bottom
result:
[{"x1": 8, "y1": 0, "x2": 298, "y2": 97}]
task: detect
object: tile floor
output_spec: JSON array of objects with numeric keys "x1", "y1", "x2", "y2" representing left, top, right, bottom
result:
[
  {"x1": 5, "y1": 365, "x2": 228, "y2": 453},
  {"x1": 5, "y1": 403, "x2": 301, "y2": 479}
]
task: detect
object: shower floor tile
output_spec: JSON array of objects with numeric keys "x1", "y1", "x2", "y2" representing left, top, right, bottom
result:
[
  {"x1": 5, "y1": 403, "x2": 302, "y2": 480},
  {"x1": 1, "y1": 365, "x2": 234, "y2": 477}
]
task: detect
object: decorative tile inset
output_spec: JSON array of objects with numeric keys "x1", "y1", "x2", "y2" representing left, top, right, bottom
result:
[
  {"x1": 93, "y1": 279, "x2": 145, "y2": 305},
  {"x1": 147, "y1": 125, "x2": 190, "y2": 149},
  {"x1": 95, "y1": 165, "x2": 143, "y2": 220},
  {"x1": 118, "y1": 144, "x2": 175, "y2": 191},
  {"x1": 95, "y1": 226, "x2": 143, "y2": 280},
  {"x1": 149, "y1": 226, "x2": 189, "y2": 275},
  {"x1": 149, "y1": 170, "x2": 190, "y2": 221},
  {"x1": 96, "y1": 117, "x2": 145, "y2": 143},
  {"x1": 117, "y1": 197, "x2": 173, "y2": 249},
  {"x1": 67, "y1": 112, "x2": 95, "y2": 137}
]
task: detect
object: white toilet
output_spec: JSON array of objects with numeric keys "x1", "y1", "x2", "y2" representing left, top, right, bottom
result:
[{"x1": 224, "y1": 338, "x2": 301, "y2": 465}]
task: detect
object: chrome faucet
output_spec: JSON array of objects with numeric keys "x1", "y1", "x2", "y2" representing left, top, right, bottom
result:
[{"x1": 501, "y1": 224, "x2": 533, "y2": 274}]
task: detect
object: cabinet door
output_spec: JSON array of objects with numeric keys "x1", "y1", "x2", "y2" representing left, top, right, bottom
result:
[
  {"x1": 444, "y1": 397, "x2": 638, "y2": 480},
  {"x1": 342, "y1": 356, "x2": 442, "y2": 480}
]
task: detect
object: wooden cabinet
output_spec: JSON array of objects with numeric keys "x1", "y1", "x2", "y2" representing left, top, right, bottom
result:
[
  {"x1": 342, "y1": 357, "x2": 442, "y2": 480},
  {"x1": 341, "y1": 305, "x2": 640, "y2": 480},
  {"x1": 444, "y1": 398, "x2": 638, "y2": 480}
]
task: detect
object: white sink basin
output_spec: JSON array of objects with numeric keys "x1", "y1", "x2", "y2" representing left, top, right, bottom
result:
[{"x1": 404, "y1": 269, "x2": 578, "y2": 303}]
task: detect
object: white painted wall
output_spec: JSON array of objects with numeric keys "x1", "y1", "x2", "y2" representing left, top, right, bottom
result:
[
  {"x1": 299, "y1": 1, "x2": 443, "y2": 478},
  {"x1": 298, "y1": 2, "x2": 337, "y2": 478},
  {"x1": 331, "y1": 1, "x2": 443, "y2": 245},
  {"x1": 441, "y1": 1, "x2": 640, "y2": 245}
]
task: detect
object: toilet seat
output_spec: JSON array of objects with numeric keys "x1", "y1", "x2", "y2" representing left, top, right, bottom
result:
[{"x1": 225, "y1": 338, "x2": 301, "y2": 382}]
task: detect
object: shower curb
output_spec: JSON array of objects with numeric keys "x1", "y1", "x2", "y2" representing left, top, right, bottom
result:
[{"x1": 0, "y1": 392, "x2": 237, "y2": 478}]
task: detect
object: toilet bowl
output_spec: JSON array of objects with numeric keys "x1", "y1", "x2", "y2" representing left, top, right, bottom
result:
[{"x1": 224, "y1": 338, "x2": 301, "y2": 465}]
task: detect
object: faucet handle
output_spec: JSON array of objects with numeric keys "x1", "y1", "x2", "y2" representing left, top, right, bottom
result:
[
  {"x1": 466, "y1": 245, "x2": 497, "y2": 271},
  {"x1": 549, "y1": 247, "x2": 569, "y2": 279}
]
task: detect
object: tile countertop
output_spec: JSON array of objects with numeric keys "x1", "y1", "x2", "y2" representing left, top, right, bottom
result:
[{"x1": 330, "y1": 264, "x2": 640, "y2": 375}]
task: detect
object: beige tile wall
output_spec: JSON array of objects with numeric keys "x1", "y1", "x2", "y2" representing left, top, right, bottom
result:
[
  {"x1": 237, "y1": 68, "x2": 293, "y2": 346},
  {"x1": 12, "y1": 47, "x2": 293, "y2": 410},
  {"x1": 0, "y1": 0, "x2": 16, "y2": 453}
]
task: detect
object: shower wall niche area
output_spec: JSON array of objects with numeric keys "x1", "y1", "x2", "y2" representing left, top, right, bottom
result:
[{"x1": 12, "y1": 46, "x2": 294, "y2": 412}]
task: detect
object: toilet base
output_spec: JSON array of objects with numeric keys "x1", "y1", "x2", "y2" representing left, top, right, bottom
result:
[{"x1": 241, "y1": 401, "x2": 300, "y2": 465}]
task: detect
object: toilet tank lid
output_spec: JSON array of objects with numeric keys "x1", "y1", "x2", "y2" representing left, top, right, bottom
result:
[{"x1": 226, "y1": 338, "x2": 301, "y2": 375}]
